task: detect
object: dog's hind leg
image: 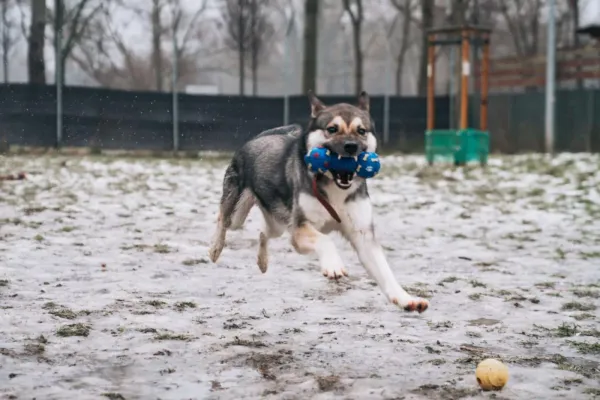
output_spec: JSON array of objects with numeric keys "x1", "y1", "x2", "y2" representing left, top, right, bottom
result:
[
  {"x1": 208, "y1": 211, "x2": 227, "y2": 263},
  {"x1": 208, "y1": 165, "x2": 242, "y2": 263},
  {"x1": 257, "y1": 211, "x2": 285, "y2": 273},
  {"x1": 230, "y1": 189, "x2": 255, "y2": 230}
]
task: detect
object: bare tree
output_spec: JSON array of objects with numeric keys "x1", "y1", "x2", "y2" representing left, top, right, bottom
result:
[
  {"x1": 248, "y1": 0, "x2": 274, "y2": 95},
  {"x1": 223, "y1": 0, "x2": 252, "y2": 95},
  {"x1": 389, "y1": 0, "x2": 417, "y2": 95},
  {"x1": 448, "y1": 0, "x2": 470, "y2": 26},
  {"x1": 71, "y1": 0, "x2": 220, "y2": 90},
  {"x1": 390, "y1": 0, "x2": 489, "y2": 96},
  {"x1": 49, "y1": 0, "x2": 106, "y2": 85},
  {"x1": 417, "y1": 0, "x2": 434, "y2": 96},
  {"x1": 0, "y1": 0, "x2": 5, "y2": 82},
  {"x1": 495, "y1": 0, "x2": 545, "y2": 91},
  {"x1": 497, "y1": 0, "x2": 543, "y2": 57},
  {"x1": 27, "y1": 0, "x2": 46, "y2": 84},
  {"x1": 568, "y1": 0, "x2": 583, "y2": 89},
  {"x1": 222, "y1": 0, "x2": 274, "y2": 96},
  {"x1": 169, "y1": 0, "x2": 209, "y2": 91},
  {"x1": 302, "y1": 0, "x2": 318, "y2": 93},
  {"x1": 1, "y1": 0, "x2": 22, "y2": 83},
  {"x1": 116, "y1": 0, "x2": 173, "y2": 91},
  {"x1": 72, "y1": 0, "x2": 209, "y2": 92},
  {"x1": 73, "y1": 32, "x2": 212, "y2": 91},
  {"x1": 249, "y1": 0, "x2": 257, "y2": 95},
  {"x1": 70, "y1": 2, "x2": 148, "y2": 89},
  {"x1": 151, "y1": 0, "x2": 165, "y2": 91},
  {"x1": 470, "y1": 0, "x2": 499, "y2": 26},
  {"x1": 342, "y1": 0, "x2": 364, "y2": 96}
]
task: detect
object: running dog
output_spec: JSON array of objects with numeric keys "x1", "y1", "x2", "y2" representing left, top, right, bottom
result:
[{"x1": 208, "y1": 91, "x2": 429, "y2": 313}]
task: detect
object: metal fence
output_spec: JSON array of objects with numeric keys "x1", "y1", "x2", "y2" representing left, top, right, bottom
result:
[
  {"x1": 0, "y1": 84, "x2": 599, "y2": 153},
  {"x1": 483, "y1": 89, "x2": 600, "y2": 153}
]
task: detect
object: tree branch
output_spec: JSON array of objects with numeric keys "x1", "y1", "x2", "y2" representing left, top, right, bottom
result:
[
  {"x1": 179, "y1": 0, "x2": 208, "y2": 51},
  {"x1": 342, "y1": 0, "x2": 359, "y2": 25},
  {"x1": 63, "y1": 2, "x2": 104, "y2": 63}
]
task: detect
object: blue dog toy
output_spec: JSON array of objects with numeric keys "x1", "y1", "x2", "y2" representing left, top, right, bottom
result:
[{"x1": 304, "y1": 147, "x2": 381, "y2": 178}]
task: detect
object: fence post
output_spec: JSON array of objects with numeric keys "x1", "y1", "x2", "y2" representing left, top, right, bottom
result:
[
  {"x1": 282, "y1": 8, "x2": 294, "y2": 126},
  {"x1": 54, "y1": 0, "x2": 63, "y2": 149},
  {"x1": 449, "y1": 47, "x2": 455, "y2": 129},
  {"x1": 172, "y1": 27, "x2": 179, "y2": 153},
  {"x1": 507, "y1": 94, "x2": 513, "y2": 153},
  {"x1": 587, "y1": 89, "x2": 594, "y2": 152},
  {"x1": 383, "y1": 54, "x2": 391, "y2": 145},
  {"x1": 544, "y1": 0, "x2": 556, "y2": 154}
]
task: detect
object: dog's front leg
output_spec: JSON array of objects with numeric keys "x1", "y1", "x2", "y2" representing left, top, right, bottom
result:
[
  {"x1": 291, "y1": 222, "x2": 348, "y2": 280},
  {"x1": 341, "y1": 199, "x2": 429, "y2": 313}
]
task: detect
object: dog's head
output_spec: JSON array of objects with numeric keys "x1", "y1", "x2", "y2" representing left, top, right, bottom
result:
[{"x1": 304, "y1": 91, "x2": 377, "y2": 189}]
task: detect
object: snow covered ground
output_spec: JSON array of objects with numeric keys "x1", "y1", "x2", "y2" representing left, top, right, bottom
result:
[{"x1": 1, "y1": 153, "x2": 599, "y2": 400}]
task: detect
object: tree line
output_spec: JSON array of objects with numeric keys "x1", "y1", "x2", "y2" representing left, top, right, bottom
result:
[{"x1": 0, "y1": 0, "x2": 589, "y2": 96}]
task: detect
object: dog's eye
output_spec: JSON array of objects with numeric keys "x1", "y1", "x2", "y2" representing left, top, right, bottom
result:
[
  {"x1": 326, "y1": 126, "x2": 338, "y2": 134},
  {"x1": 357, "y1": 128, "x2": 367, "y2": 135}
]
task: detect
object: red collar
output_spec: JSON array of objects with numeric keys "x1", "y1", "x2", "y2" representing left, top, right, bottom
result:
[{"x1": 311, "y1": 177, "x2": 341, "y2": 223}]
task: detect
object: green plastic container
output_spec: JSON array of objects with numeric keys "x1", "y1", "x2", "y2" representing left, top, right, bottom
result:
[{"x1": 425, "y1": 129, "x2": 489, "y2": 166}]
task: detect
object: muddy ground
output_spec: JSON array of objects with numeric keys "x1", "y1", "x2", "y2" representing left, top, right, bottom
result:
[{"x1": 1, "y1": 153, "x2": 599, "y2": 400}]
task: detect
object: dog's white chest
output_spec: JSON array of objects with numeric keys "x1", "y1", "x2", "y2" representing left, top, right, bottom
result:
[
  {"x1": 298, "y1": 193, "x2": 340, "y2": 230},
  {"x1": 298, "y1": 184, "x2": 357, "y2": 230}
]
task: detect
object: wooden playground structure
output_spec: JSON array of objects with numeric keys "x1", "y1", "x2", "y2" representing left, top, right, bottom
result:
[{"x1": 425, "y1": 25, "x2": 492, "y2": 166}]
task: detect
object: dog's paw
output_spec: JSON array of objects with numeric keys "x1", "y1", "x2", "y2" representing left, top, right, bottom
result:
[
  {"x1": 257, "y1": 251, "x2": 268, "y2": 273},
  {"x1": 208, "y1": 244, "x2": 222, "y2": 263},
  {"x1": 391, "y1": 296, "x2": 429, "y2": 313},
  {"x1": 320, "y1": 253, "x2": 348, "y2": 280},
  {"x1": 322, "y1": 266, "x2": 348, "y2": 280}
]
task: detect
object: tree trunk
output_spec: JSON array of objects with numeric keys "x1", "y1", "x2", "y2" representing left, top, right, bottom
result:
[
  {"x1": 0, "y1": 0, "x2": 6, "y2": 148},
  {"x1": 250, "y1": 0, "x2": 257, "y2": 96},
  {"x1": 417, "y1": 0, "x2": 433, "y2": 97},
  {"x1": 450, "y1": 0, "x2": 468, "y2": 25},
  {"x1": 302, "y1": 0, "x2": 318, "y2": 93},
  {"x1": 2, "y1": 0, "x2": 8, "y2": 83},
  {"x1": 530, "y1": 14, "x2": 539, "y2": 55},
  {"x1": 470, "y1": 0, "x2": 480, "y2": 24},
  {"x1": 151, "y1": 0, "x2": 163, "y2": 91},
  {"x1": 572, "y1": 0, "x2": 583, "y2": 90},
  {"x1": 28, "y1": 0, "x2": 46, "y2": 84},
  {"x1": 395, "y1": 60, "x2": 402, "y2": 96},
  {"x1": 450, "y1": 1, "x2": 468, "y2": 116},
  {"x1": 56, "y1": 0, "x2": 72, "y2": 86},
  {"x1": 238, "y1": 0, "x2": 245, "y2": 95},
  {"x1": 352, "y1": 21, "x2": 362, "y2": 95},
  {"x1": 395, "y1": 2, "x2": 411, "y2": 96},
  {"x1": 251, "y1": 48, "x2": 257, "y2": 96}
]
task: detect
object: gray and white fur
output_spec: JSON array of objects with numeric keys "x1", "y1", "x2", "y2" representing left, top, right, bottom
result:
[{"x1": 208, "y1": 91, "x2": 429, "y2": 313}]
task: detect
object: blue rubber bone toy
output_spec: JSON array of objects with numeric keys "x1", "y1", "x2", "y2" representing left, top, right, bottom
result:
[{"x1": 304, "y1": 147, "x2": 381, "y2": 179}]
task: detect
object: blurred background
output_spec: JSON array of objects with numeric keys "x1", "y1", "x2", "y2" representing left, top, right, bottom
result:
[{"x1": 0, "y1": 0, "x2": 599, "y2": 154}]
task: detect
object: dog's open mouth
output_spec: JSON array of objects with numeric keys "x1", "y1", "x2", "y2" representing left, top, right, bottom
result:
[{"x1": 331, "y1": 170, "x2": 354, "y2": 189}]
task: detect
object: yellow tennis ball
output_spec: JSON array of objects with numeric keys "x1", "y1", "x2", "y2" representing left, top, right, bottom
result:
[{"x1": 476, "y1": 358, "x2": 509, "y2": 391}]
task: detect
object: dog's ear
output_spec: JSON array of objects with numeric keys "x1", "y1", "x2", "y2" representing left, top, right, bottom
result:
[
  {"x1": 357, "y1": 91, "x2": 370, "y2": 112},
  {"x1": 308, "y1": 90, "x2": 325, "y2": 117}
]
